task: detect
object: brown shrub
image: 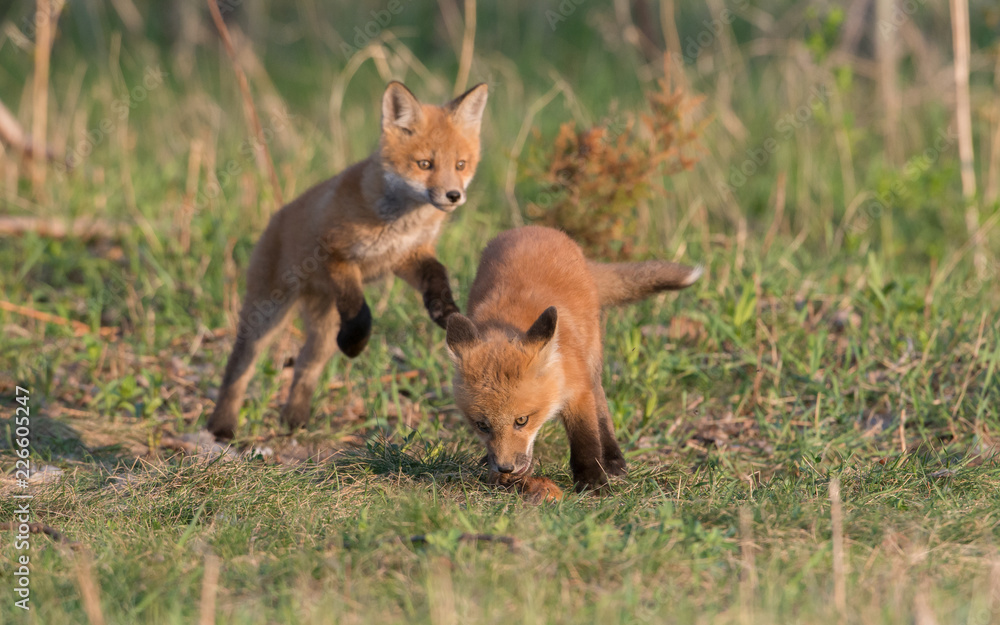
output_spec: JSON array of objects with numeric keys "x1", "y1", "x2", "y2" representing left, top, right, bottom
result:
[{"x1": 522, "y1": 59, "x2": 706, "y2": 260}]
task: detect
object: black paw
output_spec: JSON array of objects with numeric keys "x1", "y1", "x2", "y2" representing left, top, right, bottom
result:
[
  {"x1": 280, "y1": 404, "x2": 310, "y2": 430},
  {"x1": 573, "y1": 474, "x2": 609, "y2": 494},
  {"x1": 337, "y1": 300, "x2": 372, "y2": 358},
  {"x1": 206, "y1": 408, "x2": 236, "y2": 441},
  {"x1": 206, "y1": 423, "x2": 235, "y2": 442},
  {"x1": 603, "y1": 446, "x2": 628, "y2": 477},
  {"x1": 571, "y1": 463, "x2": 610, "y2": 493},
  {"x1": 426, "y1": 297, "x2": 460, "y2": 329}
]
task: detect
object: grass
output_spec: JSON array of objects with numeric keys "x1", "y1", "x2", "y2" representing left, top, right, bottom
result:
[
  {"x1": 2, "y1": 1, "x2": 1000, "y2": 623},
  {"x1": 4, "y1": 448, "x2": 1000, "y2": 623}
]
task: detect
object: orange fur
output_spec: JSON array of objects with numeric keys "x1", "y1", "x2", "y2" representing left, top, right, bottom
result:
[
  {"x1": 447, "y1": 226, "x2": 700, "y2": 492},
  {"x1": 489, "y1": 472, "x2": 564, "y2": 503},
  {"x1": 207, "y1": 82, "x2": 488, "y2": 439}
]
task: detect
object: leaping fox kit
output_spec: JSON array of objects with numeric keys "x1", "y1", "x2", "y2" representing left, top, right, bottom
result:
[
  {"x1": 207, "y1": 81, "x2": 488, "y2": 440},
  {"x1": 446, "y1": 226, "x2": 701, "y2": 492}
]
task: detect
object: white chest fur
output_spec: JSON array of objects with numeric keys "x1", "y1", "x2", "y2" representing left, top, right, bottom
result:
[{"x1": 349, "y1": 205, "x2": 442, "y2": 276}]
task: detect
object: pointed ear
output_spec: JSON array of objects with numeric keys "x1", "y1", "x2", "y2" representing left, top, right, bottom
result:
[
  {"x1": 447, "y1": 83, "x2": 488, "y2": 133},
  {"x1": 446, "y1": 314, "x2": 479, "y2": 358},
  {"x1": 525, "y1": 306, "x2": 557, "y2": 346},
  {"x1": 382, "y1": 81, "x2": 422, "y2": 134}
]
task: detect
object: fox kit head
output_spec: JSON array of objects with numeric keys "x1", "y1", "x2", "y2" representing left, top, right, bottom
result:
[
  {"x1": 446, "y1": 307, "x2": 565, "y2": 476},
  {"x1": 379, "y1": 81, "x2": 488, "y2": 212}
]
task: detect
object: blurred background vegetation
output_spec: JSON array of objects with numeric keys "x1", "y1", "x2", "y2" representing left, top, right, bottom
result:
[{"x1": 1, "y1": 0, "x2": 998, "y2": 268}]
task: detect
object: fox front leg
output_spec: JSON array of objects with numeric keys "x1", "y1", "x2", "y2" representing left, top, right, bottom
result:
[
  {"x1": 327, "y1": 263, "x2": 372, "y2": 358},
  {"x1": 419, "y1": 257, "x2": 460, "y2": 328},
  {"x1": 394, "y1": 249, "x2": 460, "y2": 329},
  {"x1": 561, "y1": 392, "x2": 613, "y2": 493},
  {"x1": 337, "y1": 300, "x2": 371, "y2": 357}
]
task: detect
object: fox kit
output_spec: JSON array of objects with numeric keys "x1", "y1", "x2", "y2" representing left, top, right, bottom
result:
[
  {"x1": 207, "y1": 81, "x2": 488, "y2": 440},
  {"x1": 446, "y1": 226, "x2": 701, "y2": 491}
]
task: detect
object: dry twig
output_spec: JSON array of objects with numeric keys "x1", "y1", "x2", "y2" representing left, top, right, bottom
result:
[
  {"x1": 408, "y1": 533, "x2": 521, "y2": 552},
  {"x1": 452, "y1": 0, "x2": 476, "y2": 97},
  {"x1": 31, "y1": 0, "x2": 66, "y2": 190},
  {"x1": 73, "y1": 550, "x2": 106, "y2": 625},
  {"x1": 205, "y1": 0, "x2": 283, "y2": 209},
  {"x1": 0, "y1": 299, "x2": 117, "y2": 338},
  {"x1": 949, "y1": 0, "x2": 982, "y2": 273},
  {"x1": 0, "y1": 521, "x2": 79, "y2": 547},
  {"x1": 0, "y1": 98, "x2": 60, "y2": 163},
  {"x1": 0, "y1": 215, "x2": 127, "y2": 239}
]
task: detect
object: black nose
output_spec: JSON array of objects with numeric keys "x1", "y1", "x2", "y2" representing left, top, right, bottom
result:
[
  {"x1": 496, "y1": 464, "x2": 514, "y2": 474},
  {"x1": 446, "y1": 190, "x2": 462, "y2": 203}
]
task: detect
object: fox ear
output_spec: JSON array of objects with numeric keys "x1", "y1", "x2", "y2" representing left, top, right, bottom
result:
[
  {"x1": 446, "y1": 314, "x2": 479, "y2": 358},
  {"x1": 525, "y1": 306, "x2": 557, "y2": 346},
  {"x1": 447, "y1": 83, "x2": 488, "y2": 133},
  {"x1": 382, "y1": 81, "x2": 422, "y2": 134}
]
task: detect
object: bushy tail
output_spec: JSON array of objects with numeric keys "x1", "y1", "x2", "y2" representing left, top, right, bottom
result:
[{"x1": 588, "y1": 260, "x2": 702, "y2": 308}]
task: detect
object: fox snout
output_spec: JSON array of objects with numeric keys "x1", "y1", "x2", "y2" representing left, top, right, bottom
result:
[
  {"x1": 429, "y1": 187, "x2": 466, "y2": 211},
  {"x1": 488, "y1": 449, "x2": 532, "y2": 476}
]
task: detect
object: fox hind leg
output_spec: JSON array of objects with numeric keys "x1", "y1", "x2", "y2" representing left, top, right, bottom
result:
[
  {"x1": 283, "y1": 264, "x2": 371, "y2": 430},
  {"x1": 208, "y1": 295, "x2": 294, "y2": 440},
  {"x1": 592, "y1": 381, "x2": 627, "y2": 478},
  {"x1": 281, "y1": 293, "x2": 341, "y2": 430}
]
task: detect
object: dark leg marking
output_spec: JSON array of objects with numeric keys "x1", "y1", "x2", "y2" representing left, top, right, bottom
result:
[
  {"x1": 418, "y1": 258, "x2": 460, "y2": 329},
  {"x1": 593, "y1": 383, "x2": 627, "y2": 477},
  {"x1": 336, "y1": 299, "x2": 372, "y2": 358}
]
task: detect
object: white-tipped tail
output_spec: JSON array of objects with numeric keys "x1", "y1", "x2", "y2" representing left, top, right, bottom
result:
[{"x1": 682, "y1": 264, "x2": 704, "y2": 287}]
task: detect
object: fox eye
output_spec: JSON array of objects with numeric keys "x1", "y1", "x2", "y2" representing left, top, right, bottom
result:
[
  {"x1": 475, "y1": 421, "x2": 490, "y2": 433},
  {"x1": 416, "y1": 159, "x2": 433, "y2": 170},
  {"x1": 456, "y1": 160, "x2": 466, "y2": 171},
  {"x1": 514, "y1": 415, "x2": 528, "y2": 429}
]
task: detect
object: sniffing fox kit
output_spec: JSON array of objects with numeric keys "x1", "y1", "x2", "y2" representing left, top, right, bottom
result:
[
  {"x1": 446, "y1": 226, "x2": 701, "y2": 491},
  {"x1": 207, "y1": 81, "x2": 488, "y2": 440}
]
